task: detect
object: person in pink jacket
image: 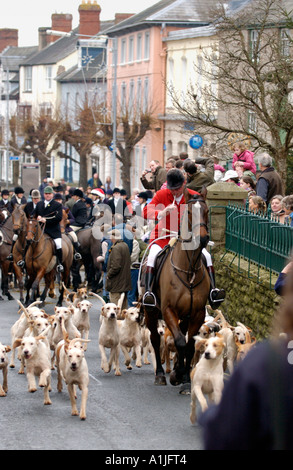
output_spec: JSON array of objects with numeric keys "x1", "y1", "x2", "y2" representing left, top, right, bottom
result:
[{"x1": 232, "y1": 142, "x2": 256, "y2": 176}]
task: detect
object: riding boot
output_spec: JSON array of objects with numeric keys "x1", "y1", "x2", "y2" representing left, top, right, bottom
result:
[
  {"x1": 56, "y1": 248, "x2": 64, "y2": 273},
  {"x1": 142, "y1": 266, "x2": 157, "y2": 307},
  {"x1": 6, "y1": 240, "x2": 16, "y2": 261},
  {"x1": 73, "y1": 241, "x2": 82, "y2": 260},
  {"x1": 207, "y1": 265, "x2": 225, "y2": 310},
  {"x1": 17, "y1": 242, "x2": 30, "y2": 269}
]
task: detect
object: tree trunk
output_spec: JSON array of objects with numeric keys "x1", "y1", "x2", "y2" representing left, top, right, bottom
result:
[
  {"x1": 79, "y1": 151, "x2": 88, "y2": 190},
  {"x1": 119, "y1": 149, "x2": 131, "y2": 196},
  {"x1": 39, "y1": 158, "x2": 48, "y2": 181}
]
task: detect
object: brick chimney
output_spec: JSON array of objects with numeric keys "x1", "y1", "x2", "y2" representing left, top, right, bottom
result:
[
  {"x1": 78, "y1": 1, "x2": 101, "y2": 39},
  {"x1": 0, "y1": 29, "x2": 18, "y2": 53},
  {"x1": 115, "y1": 13, "x2": 134, "y2": 24},
  {"x1": 48, "y1": 13, "x2": 73, "y2": 44}
]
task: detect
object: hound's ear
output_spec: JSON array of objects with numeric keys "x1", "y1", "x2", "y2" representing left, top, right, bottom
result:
[
  {"x1": 13, "y1": 339, "x2": 22, "y2": 349},
  {"x1": 5, "y1": 345, "x2": 11, "y2": 353}
]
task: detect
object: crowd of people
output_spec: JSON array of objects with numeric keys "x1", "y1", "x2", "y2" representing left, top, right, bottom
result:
[{"x1": 0, "y1": 144, "x2": 291, "y2": 310}]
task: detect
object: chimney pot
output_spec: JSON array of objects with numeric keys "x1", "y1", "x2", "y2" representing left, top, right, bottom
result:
[{"x1": 78, "y1": 1, "x2": 101, "y2": 38}]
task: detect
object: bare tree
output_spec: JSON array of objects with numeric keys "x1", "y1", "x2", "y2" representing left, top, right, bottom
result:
[
  {"x1": 169, "y1": 0, "x2": 293, "y2": 183},
  {"x1": 21, "y1": 112, "x2": 62, "y2": 180},
  {"x1": 59, "y1": 98, "x2": 153, "y2": 195}
]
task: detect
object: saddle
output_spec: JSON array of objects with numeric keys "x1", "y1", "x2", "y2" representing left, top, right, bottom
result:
[{"x1": 140, "y1": 244, "x2": 171, "y2": 288}]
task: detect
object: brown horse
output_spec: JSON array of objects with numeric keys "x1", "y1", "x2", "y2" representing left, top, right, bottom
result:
[
  {"x1": 142, "y1": 188, "x2": 210, "y2": 393},
  {"x1": 24, "y1": 210, "x2": 73, "y2": 306},
  {"x1": 0, "y1": 208, "x2": 15, "y2": 300}
]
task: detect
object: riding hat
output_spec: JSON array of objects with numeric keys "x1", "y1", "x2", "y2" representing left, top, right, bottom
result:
[
  {"x1": 138, "y1": 191, "x2": 148, "y2": 201},
  {"x1": 113, "y1": 187, "x2": 121, "y2": 194},
  {"x1": 44, "y1": 186, "x2": 54, "y2": 194},
  {"x1": 73, "y1": 189, "x2": 84, "y2": 198},
  {"x1": 166, "y1": 169, "x2": 185, "y2": 190},
  {"x1": 1, "y1": 189, "x2": 9, "y2": 196},
  {"x1": 53, "y1": 193, "x2": 63, "y2": 201},
  {"x1": 31, "y1": 189, "x2": 41, "y2": 198},
  {"x1": 14, "y1": 186, "x2": 25, "y2": 194}
]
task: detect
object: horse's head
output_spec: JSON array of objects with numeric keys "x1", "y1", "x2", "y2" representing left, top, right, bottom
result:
[
  {"x1": 0, "y1": 208, "x2": 10, "y2": 225},
  {"x1": 26, "y1": 216, "x2": 39, "y2": 242},
  {"x1": 182, "y1": 187, "x2": 209, "y2": 249},
  {"x1": 60, "y1": 208, "x2": 69, "y2": 234},
  {"x1": 12, "y1": 204, "x2": 27, "y2": 235}
]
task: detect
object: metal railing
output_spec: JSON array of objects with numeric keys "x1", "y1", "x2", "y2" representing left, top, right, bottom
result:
[{"x1": 220, "y1": 204, "x2": 293, "y2": 287}]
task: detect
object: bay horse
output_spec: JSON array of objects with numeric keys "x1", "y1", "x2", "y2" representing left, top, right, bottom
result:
[
  {"x1": 142, "y1": 187, "x2": 210, "y2": 393},
  {"x1": 0, "y1": 208, "x2": 15, "y2": 300},
  {"x1": 24, "y1": 210, "x2": 73, "y2": 306},
  {"x1": 71, "y1": 227, "x2": 102, "y2": 292}
]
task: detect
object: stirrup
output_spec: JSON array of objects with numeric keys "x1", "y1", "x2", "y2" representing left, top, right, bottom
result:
[
  {"x1": 17, "y1": 260, "x2": 25, "y2": 267},
  {"x1": 6, "y1": 254, "x2": 13, "y2": 261},
  {"x1": 56, "y1": 264, "x2": 64, "y2": 273},
  {"x1": 142, "y1": 291, "x2": 157, "y2": 307},
  {"x1": 74, "y1": 252, "x2": 82, "y2": 260},
  {"x1": 210, "y1": 288, "x2": 225, "y2": 302}
]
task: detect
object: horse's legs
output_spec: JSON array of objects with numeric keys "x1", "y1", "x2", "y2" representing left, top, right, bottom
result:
[
  {"x1": 29, "y1": 269, "x2": 46, "y2": 304},
  {"x1": 13, "y1": 265, "x2": 24, "y2": 302},
  {"x1": 164, "y1": 306, "x2": 187, "y2": 386},
  {"x1": 145, "y1": 309, "x2": 167, "y2": 385}
]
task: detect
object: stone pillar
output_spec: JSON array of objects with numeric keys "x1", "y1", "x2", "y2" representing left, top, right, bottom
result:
[{"x1": 207, "y1": 181, "x2": 248, "y2": 247}]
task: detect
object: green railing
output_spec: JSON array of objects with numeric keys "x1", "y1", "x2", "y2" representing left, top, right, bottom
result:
[{"x1": 221, "y1": 204, "x2": 293, "y2": 287}]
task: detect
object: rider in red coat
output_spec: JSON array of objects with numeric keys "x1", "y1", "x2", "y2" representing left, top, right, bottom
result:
[{"x1": 142, "y1": 169, "x2": 225, "y2": 309}]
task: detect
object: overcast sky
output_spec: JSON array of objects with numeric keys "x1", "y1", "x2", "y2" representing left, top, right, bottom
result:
[{"x1": 0, "y1": 0, "x2": 156, "y2": 47}]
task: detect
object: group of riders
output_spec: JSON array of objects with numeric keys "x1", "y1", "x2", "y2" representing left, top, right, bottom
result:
[{"x1": 0, "y1": 169, "x2": 225, "y2": 311}]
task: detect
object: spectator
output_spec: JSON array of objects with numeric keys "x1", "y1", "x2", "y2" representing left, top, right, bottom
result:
[
  {"x1": 135, "y1": 191, "x2": 148, "y2": 217},
  {"x1": 140, "y1": 160, "x2": 167, "y2": 193},
  {"x1": 104, "y1": 176, "x2": 113, "y2": 193},
  {"x1": 213, "y1": 156, "x2": 226, "y2": 182},
  {"x1": 256, "y1": 153, "x2": 284, "y2": 204},
  {"x1": 105, "y1": 229, "x2": 132, "y2": 311},
  {"x1": 39, "y1": 177, "x2": 48, "y2": 200},
  {"x1": 221, "y1": 170, "x2": 239, "y2": 184},
  {"x1": 106, "y1": 187, "x2": 129, "y2": 218},
  {"x1": 179, "y1": 152, "x2": 190, "y2": 161},
  {"x1": 270, "y1": 195, "x2": 285, "y2": 223},
  {"x1": 65, "y1": 187, "x2": 76, "y2": 211},
  {"x1": 120, "y1": 189, "x2": 133, "y2": 216},
  {"x1": 281, "y1": 195, "x2": 293, "y2": 226},
  {"x1": 249, "y1": 195, "x2": 267, "y2": 214},
  {"x1": 87, "y1": 172, "x2": 103, "y2": 189},
  {"x1": 175, "y1": 160, "x2": 184, "y2": 171},
  {"x1": 200, "y1": 256, "x2": 293, "y2": 450},
  {"x1": 232, "y1": 142, "x2": 256, "y2": 176},
  {"x1": 184, "y1": 157, "x2": 215, "y2": 192},
  {"x1": 127, "y1": 230, "x2": 141, "y2": 307},
  {"x1": 239, "y1": 175, "x2": 256, "y2": 198}
]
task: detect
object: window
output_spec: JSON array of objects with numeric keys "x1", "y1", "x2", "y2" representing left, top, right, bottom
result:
[
  {"x1": 181, "y1": 57, "x2": 187, "y2": 102},
  {"x1": 281, "y1": 28, "x2": 290, "y2": 57},
  {"x1": 39, "y1": 102, "x2": 52, "y2": 118},
  {"x1": 197, "y1": 55, "x2": 203, "y2": 101},
  {"x1": 45, "y1": 66, "x2": 53, "y2": 90},
  {"x1": 121, "y1": 38, "x2": 127, "y2": 64},
  {"x1": 129, "y1": 80, "x2": 135, "y2": 121},
  {"x1": 137, "y1": 34, "x2": 142, "y2": 61},
  {"x1": 129, "y1": 36, "x2": 134, "y2": 62},
  {"x1": 249, "y1": 30, "x2": 259, "y2": 62},
  {"x1": 144, "y1": 32, "x2": 150, "y2": 59},
  {"x1": 167, "y1": 58, "x2": 174, "y2": 107},
  {"x1": 136, "y1": 78, "x2": 142, "y2": 119},
  {"x1": 121, "y1": 82, "x2": 127, "y2": 116},
  {"x1": 248, "y1": 91, "x2": 257, "y2": 133},
  {"x1": 143, "y1": 77, "x2": 149, "y2": 112},
  {"x1": 134, "y1": 147, "x2": 140, "y2": 187},
  {"x1": 24, "y1": 66, "x2": 32, "y2": 92}
]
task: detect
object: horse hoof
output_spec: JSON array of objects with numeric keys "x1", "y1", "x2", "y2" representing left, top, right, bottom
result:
[
  {"x1": 7, "y1": 295, "x2": 14, "y2": 301},
  {"x1": 169, "y1": 370, "x2": 182, "y2": 386},
  {"x1": 0, "y1": 296, "x2": 4, "y2": 301},
  {"x1": 179, "y1": 383, "x2": 191, "y2": 395},
  {"x1": 154, "y1": 375, "x2": 167, "y2": 386}
]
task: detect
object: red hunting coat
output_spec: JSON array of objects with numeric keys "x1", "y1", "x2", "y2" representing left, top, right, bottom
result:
[{"x1": 143, "y1": 188, "x2": 199, "y2": 248}]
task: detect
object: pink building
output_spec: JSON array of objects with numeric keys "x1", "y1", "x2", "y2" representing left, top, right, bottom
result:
[{"x1": 105, "y1": 0, "x2": 213, "y2": 191}]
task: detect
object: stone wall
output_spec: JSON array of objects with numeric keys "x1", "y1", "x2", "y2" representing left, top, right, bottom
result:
[{"x1": 212, "y1": 250, "x2": 281, "y2": 340}]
